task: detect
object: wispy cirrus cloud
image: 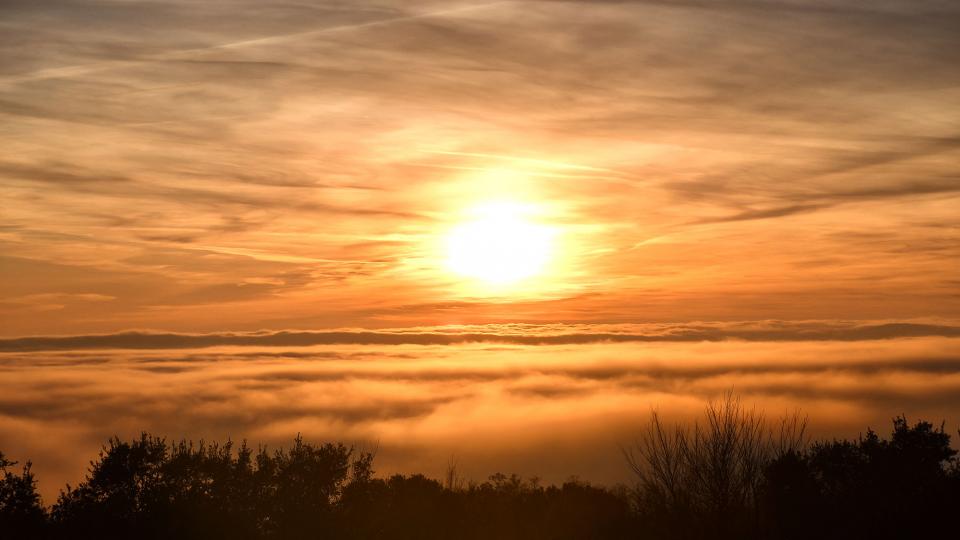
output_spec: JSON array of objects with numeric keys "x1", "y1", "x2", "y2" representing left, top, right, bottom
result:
[{"x1": 1, "y1": 0, "x2": 958, "y2": 333}]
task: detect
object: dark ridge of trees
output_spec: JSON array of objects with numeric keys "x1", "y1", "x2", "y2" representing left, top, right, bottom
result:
[
  {"x1": 1, "y1": 435, "x2": 636, "y2": 540},
  {"x1": 2, "y1": 401, "x2": 958, "y2": 539},
  {"x1": 623, "y1": 394, "x2": 960, "y2": 540},
  {"x1": 766, "y1": 417, "x2": 960, "y2": 540}
]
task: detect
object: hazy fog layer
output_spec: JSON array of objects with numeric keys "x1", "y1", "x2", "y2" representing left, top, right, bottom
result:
[{"x1": 3, "y1": 335, "x2": 958, "y2": 501}]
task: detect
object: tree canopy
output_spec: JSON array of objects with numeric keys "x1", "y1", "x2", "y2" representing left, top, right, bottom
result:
[{"x1": 3, "y1": 408, "x2": 958, "y2": 539}]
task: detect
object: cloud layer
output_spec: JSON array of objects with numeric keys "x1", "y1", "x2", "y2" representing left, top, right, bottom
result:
[
  {"x1": 2, "y1": 337, "x2": 959, "y2": 501},
  {"x1": 3, "y1": 321, "x2": 960, "y2": 351}
]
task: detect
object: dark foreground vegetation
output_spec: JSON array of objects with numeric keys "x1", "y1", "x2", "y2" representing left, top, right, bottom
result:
[{"x1": 3, "y1": 398, "x2": 958, "y2": 539}]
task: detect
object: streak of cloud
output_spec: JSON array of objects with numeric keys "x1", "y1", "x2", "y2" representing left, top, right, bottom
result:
[
  {"x1": 0, "y1": 2, "x2": 513, "y2": 87},
  {"x1": 3, "y1": 321, "x2": 960, "y2": 351},
  {"x1": 0, "y1": 0, "x2": 958, "y2": 332}
]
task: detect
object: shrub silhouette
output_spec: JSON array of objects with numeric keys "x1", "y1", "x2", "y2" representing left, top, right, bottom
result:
[{"x1": 334, "y1": 471, "x2": 636, "y2": 539}]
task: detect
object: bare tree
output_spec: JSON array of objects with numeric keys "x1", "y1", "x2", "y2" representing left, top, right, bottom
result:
[
  {"x1": 443, "y1": 455, "x2": 465, "y2": 491},
  {"x1": 623, "y1": 392, "x2": 807, "y2": 540}
]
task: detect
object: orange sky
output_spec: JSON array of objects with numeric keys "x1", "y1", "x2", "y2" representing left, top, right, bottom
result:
[
  {"x1": 1, "y1": 0, "x2": 960, "y2": 501},
  {"x1": 1, "y1": 0, "x2": 958, "y2": 335}
]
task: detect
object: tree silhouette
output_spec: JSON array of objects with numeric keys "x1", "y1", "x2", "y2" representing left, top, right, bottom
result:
[
  {"x1": 764, "y1": 416, "x2": 960, "y2": 540},
  {"x1": 0, "y1": 450, "x2": 47, "y2": 538},
  {"x1": 3, "y1": 405, "x2": 958, "y2": 539},
  {"x1": 48, "y1": 433, "x2": 372, "y2": 540},
  {"x1": 623, "y1": 392, "x2": 806, "y2": 540}
]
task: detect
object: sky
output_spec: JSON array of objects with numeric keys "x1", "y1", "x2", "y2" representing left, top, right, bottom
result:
[
  {"x1": 2, "y1": 0, "x2": 958, "y2": 333},
  {"x1": 1, "y1": 0, "x2": 959, "y2": 498}
]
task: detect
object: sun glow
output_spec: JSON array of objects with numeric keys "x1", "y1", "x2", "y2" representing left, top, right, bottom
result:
[{"x1": 446, "y1": 202, "x2": 555, "y2": 286}]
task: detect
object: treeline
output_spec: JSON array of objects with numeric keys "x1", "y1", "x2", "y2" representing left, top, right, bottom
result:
[
  {"x1": 2, "y1": 399, "x2": 958, "y2": 539},
  {"x1": 625, "y1": 396, "x2": 960, "y2": 539}
]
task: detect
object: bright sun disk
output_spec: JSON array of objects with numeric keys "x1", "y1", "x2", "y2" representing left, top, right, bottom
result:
[{"x1": 445, "y1": 202, "x2": 555, "y2": 286}]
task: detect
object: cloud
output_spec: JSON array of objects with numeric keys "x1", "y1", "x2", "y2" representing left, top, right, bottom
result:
[
  {"x1": 3, "y1": 321, "x2": 960, "y2": 351},
  {"x1": 2, "y1": 336, "x2": 960, "y2": 501},
  {"x1": 691, "y1": 203, "x2": 830, "y2": 224},
  {"x1": 1, "y1": 0, "x2": 958, "y2": 333}
]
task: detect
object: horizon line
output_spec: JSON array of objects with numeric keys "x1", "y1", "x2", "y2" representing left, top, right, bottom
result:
[{"x1": 2, "y1": 321, "x2": 959, "y2": 351}]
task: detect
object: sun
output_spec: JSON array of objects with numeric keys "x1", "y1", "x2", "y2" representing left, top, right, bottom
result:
[{"x1": 445, "y1": 201, "x2": 555, "y2": 286}]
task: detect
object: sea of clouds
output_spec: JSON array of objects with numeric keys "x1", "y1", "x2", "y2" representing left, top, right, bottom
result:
[{"x1": 2, "y1": 325, "x2": 958, "y2": 501}]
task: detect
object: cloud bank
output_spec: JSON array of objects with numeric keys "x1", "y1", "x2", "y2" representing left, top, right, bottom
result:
[
  {"x1": 3, "y1": 321, "x2": 960, "y2": 351},
  {"x1": 2, "y1": 337, "x2": 959, "y2": 501}
]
